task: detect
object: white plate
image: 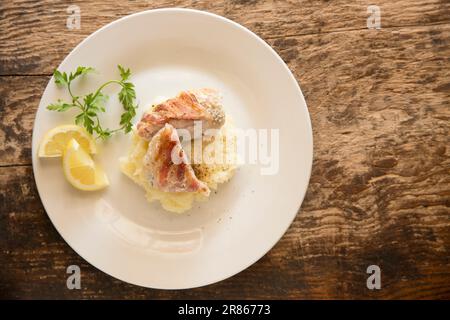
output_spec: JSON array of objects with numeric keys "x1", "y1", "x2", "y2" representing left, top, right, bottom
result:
[{"x1": 32, "y1": 8, "x2": 313, "y2": 289}]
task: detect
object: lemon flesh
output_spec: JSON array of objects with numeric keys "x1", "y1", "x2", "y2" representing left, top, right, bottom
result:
[
  {"x1": 63, "y1": 139, "x2": 108, "y2": 191},
  {"x1": 38, "y1": 124, "x2": 97, "y2": 157}
]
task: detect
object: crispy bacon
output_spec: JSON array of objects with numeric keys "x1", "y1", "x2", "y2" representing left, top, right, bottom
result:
[
  {"x1": 137, "y1": 88, "x2": 225, "y2": 140},
  {"x1": 143, "y1": 123, "x2": 210, "y2": 195}
]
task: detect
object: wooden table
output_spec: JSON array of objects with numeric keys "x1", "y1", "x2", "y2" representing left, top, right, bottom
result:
[{"x1": 1, "y1": 0, "x2": 449, "y2": 299}]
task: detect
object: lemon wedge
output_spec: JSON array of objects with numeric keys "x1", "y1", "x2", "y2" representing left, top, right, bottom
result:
[
  {"x1": 38, "y1": 124, "x2": 97, "y2": 157},
  {"x1": 63, "y1": 139, "x2": 109, "y2": 191}
]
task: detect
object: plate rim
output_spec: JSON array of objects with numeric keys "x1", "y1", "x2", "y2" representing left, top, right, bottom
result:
[{"x1": 31, "y1": 7, "x2": 314, "y2": 290}]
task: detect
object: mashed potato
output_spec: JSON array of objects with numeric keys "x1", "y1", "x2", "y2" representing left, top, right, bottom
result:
[{"x1": 120, "y1": 118, "x2": 237, "y2": 213}]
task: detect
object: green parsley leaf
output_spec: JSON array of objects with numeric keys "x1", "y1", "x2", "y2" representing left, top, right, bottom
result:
[
  {"x1": 92, "y1": 92, "x2": 108, "y2": 113},
  {"x1": 47, "y1": 100, "x2": 75, "y2": 112},
  {"x1": 53, "y1": 70, "x2": 68, "y2": 86},
  {"x1": 47, "y1": 65, "x2": 138, "y2": 140},
  {"x1": 75, "y1": 113, "x2": 84, "y2": 126},
  {"x1": 118, "y1": 65, "x2": 131, "y2": 81},
  {"x1": 96, "y1": 128, "x2": 112, "y2": 140},
  {"x1": 69, "y1": 66, "x2": 95, "y2": 82}
]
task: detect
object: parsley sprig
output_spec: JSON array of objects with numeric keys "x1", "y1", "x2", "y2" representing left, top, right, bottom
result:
[{"x1": 47, "y1": 65, "x2": 138, "y2": 140}]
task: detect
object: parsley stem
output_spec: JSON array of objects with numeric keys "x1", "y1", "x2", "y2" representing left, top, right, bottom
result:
[
  {"x1": 68, "y1": 81, "x2": 75, "y2": 100},
  {"x1": 48, "y1": 65, "x2": 137, "y2": 140},
  {"x1": 92, "y1": 80, "x2": 122, "y2": 101},
  {"x1": 67, "y1": 81, "x2": 85, "y2": 111}
]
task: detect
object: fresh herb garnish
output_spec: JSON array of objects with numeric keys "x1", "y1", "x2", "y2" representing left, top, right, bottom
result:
[{"x1": 47, "y1": 65, "x2": 138, "y2": 140}]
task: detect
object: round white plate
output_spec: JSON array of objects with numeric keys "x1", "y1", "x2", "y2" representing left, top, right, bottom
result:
[{"x1": 32, "y1": 8, "x2": 313, "y2": 289}]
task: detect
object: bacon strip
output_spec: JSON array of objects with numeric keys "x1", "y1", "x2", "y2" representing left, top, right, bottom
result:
[
  {"x1": 143, "y1": 123, "x2": 210, "y2": 195},
  {"x1": 137, "y1": 89, "x2": 225, "y2": 140}
]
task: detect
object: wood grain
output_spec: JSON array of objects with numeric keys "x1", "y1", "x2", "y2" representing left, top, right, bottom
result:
[
  {"x1": 0, "y1": 76, "x2": 49, "y2": 166},
  {"x1": 1, "y1": 0, "x2": 450, "y2": 75},
  {"x1": 0, "y1": 0, "x2": 449, "y2": 299}
]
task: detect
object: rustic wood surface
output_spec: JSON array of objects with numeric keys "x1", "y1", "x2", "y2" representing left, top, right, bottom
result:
[{"x1": 1, "y1": 0, "x2": 449, "y2": 299}]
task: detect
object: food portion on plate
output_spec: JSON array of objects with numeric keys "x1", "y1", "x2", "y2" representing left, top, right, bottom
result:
[
  {"x1": 38, "y1": 65, "x2": 138, "y2": 191},
  {"x1": 143, "y1": 123, "x2": 211, "y2": 195},
  {"x1": 38, "y1": 124, "x2": 109, "y2": 191},
  {"x1": 38, "y1": 124, "x2": 97, "y2": 158},
  {"x1": 137, "y1": 88, "x2": 225, "y2": 140},
  {"x1": 62, "y1": 138, "x2": 109, "y2": 191},
  {"x1": 46, "y1": 65, "x2": 138, "y2": 140},
  {"x1": 38, "y1": 65, "x2": 237, "y2": 213},
  {"x1": 121, "y1": 89, "x2": 237, "y2": 213}
]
